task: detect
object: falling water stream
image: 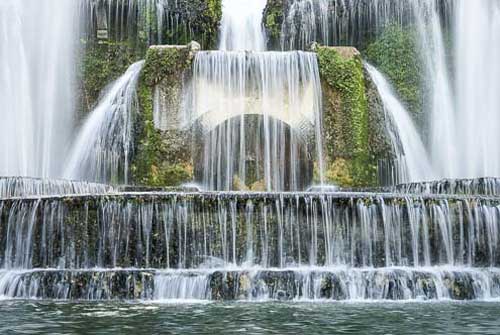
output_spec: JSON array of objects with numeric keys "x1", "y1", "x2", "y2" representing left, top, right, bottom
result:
[
  {"x1": 219, "y1": 0, "x2": 268, "y2": 51},
  {"x1": 187, "y1": 0, "x2": 324, "y2": 191},
  {"x1": 0, "y1": 0, "x2": 78, "y2": 178},
  {"x1": 64, "y1": 61, "x2": 144, "y2": 184},
  {"x1": 366, "y1": 63, "x2": 435, "y2": 183},
  {"x1": 189, "y1": 51, "x2": 323, "y2": 190},
  {"x1": 280, "y1": 0, "x2": 500, "y2": 181}
]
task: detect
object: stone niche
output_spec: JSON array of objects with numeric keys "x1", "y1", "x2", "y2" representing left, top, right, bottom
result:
[{"x1": 132, "y1": 42, "x2": 395, "y2": 188}]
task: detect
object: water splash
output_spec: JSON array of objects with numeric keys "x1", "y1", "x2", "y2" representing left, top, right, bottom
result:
[
  {"x1": 1, "y1": 267, "x2": 500, "y2": 301},
  {"x1": 64, "y1": 61, "x2": 144, "y2": 184}
]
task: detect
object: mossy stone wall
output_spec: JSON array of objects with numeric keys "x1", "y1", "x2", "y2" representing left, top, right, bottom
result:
[
  {"x1": 131, "y1": 44, "x2": 198, "y2": 187},
  {"x1": 78, "y1": 41, "x2": 140, "y2": 117},
  {"x1": 263, "y1": 0, "x2": 286, "y2": 50},
  {"x1": 365, "y1": 25, "x2": 424, "y2": 126},
  {"x1": 316, "y1": 46, "x2": 392, "y2": 187}
]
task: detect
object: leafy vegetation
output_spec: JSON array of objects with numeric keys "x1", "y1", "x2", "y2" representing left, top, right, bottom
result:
[
  {"x1": 365, "y1": 25, "x2": 423, "y2": 123},
  {"x1": 317, "y1": 46, "x2": 378, "y2": 187}
]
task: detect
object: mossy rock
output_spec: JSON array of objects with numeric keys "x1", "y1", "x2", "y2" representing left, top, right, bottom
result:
[
  {"x1": 316, "y1": 46, "x2": 379, "y2": 187},
  {"x1": 365, "y1": 25, "x2": 424, "y2": 126},
  {"x1": 263, "y1": 0, "x2": 285, "y2": 49},
  {"x1": 131, "y1": 44, "x2": 198, "y2": 187},
  {"x1": 78, "y1": 41, "x2": 140, "y2": 116}
]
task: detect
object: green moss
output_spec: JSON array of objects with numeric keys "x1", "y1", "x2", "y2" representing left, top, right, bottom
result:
[
  {"x1": 365, "y1": 25, "x2": 423, "y2": 123},
  {"x1": 131, "y1": 46, "x2": 195, "y2": 187},
  {"x1": 78, "y1": 41, "x2": 139, "y2": 114},
  {"x1": 317, "y1": 47, "x2": 377, "y2": 187},
  {"x1": 141, "y1": 46, "x2": 192, "y2": 87},
  {"x1": 325, "y1": 158, "x2": 354, "y2": 187},
  {"x1": 263, "y1": 0, "x2": 284, "y2": 45}
]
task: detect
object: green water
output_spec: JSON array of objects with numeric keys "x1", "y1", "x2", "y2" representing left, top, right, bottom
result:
[{"x1": 1, "y1": 301, "x2": 500, "y2": 334}]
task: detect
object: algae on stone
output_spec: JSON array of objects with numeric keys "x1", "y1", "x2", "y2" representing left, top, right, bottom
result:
[
  {"x1": 132, "y1": 44, "x2": 199, "y2": 187},
  {"x1": 316, "y1": 45, "x2": 392, "y2": 187},
  {"x1": 365, "y1": 25, "x2": 424, "y2": 125}
]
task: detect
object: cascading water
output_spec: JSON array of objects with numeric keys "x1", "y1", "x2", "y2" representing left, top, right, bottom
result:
[
  {"x1": 279, "y1": 0, "x2": 500, "y2": 181},
  {"x1": 64, "y1": 61, "x2": 144, "y2": 184},
  {"x1": 184, "y1": 0, "x2": 324, "y2": 191},
  {"x1": 1, "y1": 191, "x2": 500, "y2": 300},
  {"x1": 219, "y1": 0, "x2": 268, "y2": 51},
  {"x1": 188, "y1": 51, "x2": 324, "y2": 191},
  {"x1": 280, "y1": 0, "x2": 418, "y2": 50},
  {"x1": 2, "y1": 0, "x2": 500, "y2": 308},
  {"x1": 366, "y1": 63, "x2": 435, "y2": 183},
  {"x1": 453, "y1": 0, "x2": 500, "y2": 178},
  {"x1": 411, "y1": 0, "x2": 456, "y2": 179},
  {"x1": 0, "y1": 0, "x2": 78, "y2": 178}
]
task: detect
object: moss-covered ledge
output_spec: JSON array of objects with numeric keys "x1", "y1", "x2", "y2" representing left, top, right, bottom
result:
[
  {"x1": 131, "y1": 43, "x2": 200, "y2": 187},
  {"x1": 315, "y1": 45, "x2": 391, "y2": 187}
]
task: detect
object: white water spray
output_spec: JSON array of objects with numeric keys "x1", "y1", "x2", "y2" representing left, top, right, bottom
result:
[
  {"x1": 219, "y1": 0, "x2": 267, "y2": 51},
  {"x1": 64, "y1": 61, "x2": 144, "y2": 184},
  {"x1": 453, "y1": 0, "x2": 500, "y2": 178},
  {"x1": 366, "y1": 63, "x2": 435, "y2": 183},
  {"x1": 0, "y1": 0, "x2": 78, "y2": 178}
]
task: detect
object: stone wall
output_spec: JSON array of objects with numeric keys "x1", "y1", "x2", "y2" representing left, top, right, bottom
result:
[
  {"x1": 315, "y1": 45, "x2": 394, "y2": 187},
  {"x1": 130, "y1": 43, "x2": 394, "y2": 188},
  {"x1": 131, "y1": 43, "x2": 200, "y2": 187}
]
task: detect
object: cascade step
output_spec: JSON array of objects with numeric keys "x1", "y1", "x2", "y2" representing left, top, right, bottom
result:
[
  {"x1": 1, "y1": 192, "x2": 500, "y2": 269},
  {"x1": 1, "y1": 268, "x2": 500, "y2": 302}
]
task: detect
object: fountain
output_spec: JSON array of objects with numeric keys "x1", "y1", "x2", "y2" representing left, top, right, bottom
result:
[{"x1": 1, "y1": 0, "x2": 500, "y2": 312}]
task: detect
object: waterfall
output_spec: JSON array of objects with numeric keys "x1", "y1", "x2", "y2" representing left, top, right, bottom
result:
[
  {"x1": 64, "y1": 61, "x2": 144, "y2": 184},
  {"x1": 366, "y1": 63, "x2": 435, "y2": 183},
  {"x1": 411, "y1": 0, "x2": 456, "y2": 179},
  {"x1": 0, "y1": 0, "x2": 78, "y2": 178},
  {"x1": 219, "y1": 0, "x2": 267, "y2": 51},
  {"x1": 453, "y1": 0, "x2": 500, "y2": 178},
  {"x1": 1, "y1": 192, "x2": 500, "y2": 270},
  {"x1": 280, "y1": 0, "x2": 417, "y2": 50},
  {"x1": 188, "y1": 51, "x2": 324, "y2": 191},
  {"x1": 81, "y1": 0, "x2": 177, "y2": 45},
  {"x1": 1, "y1": 191, "x2": 500, "y2": 301},
  {"x1": 180, "y1": 0, "x2": 324, "y2": 191},
  {"x1": 279, "y1": 0, "x2": 500, "y2": 180}
]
